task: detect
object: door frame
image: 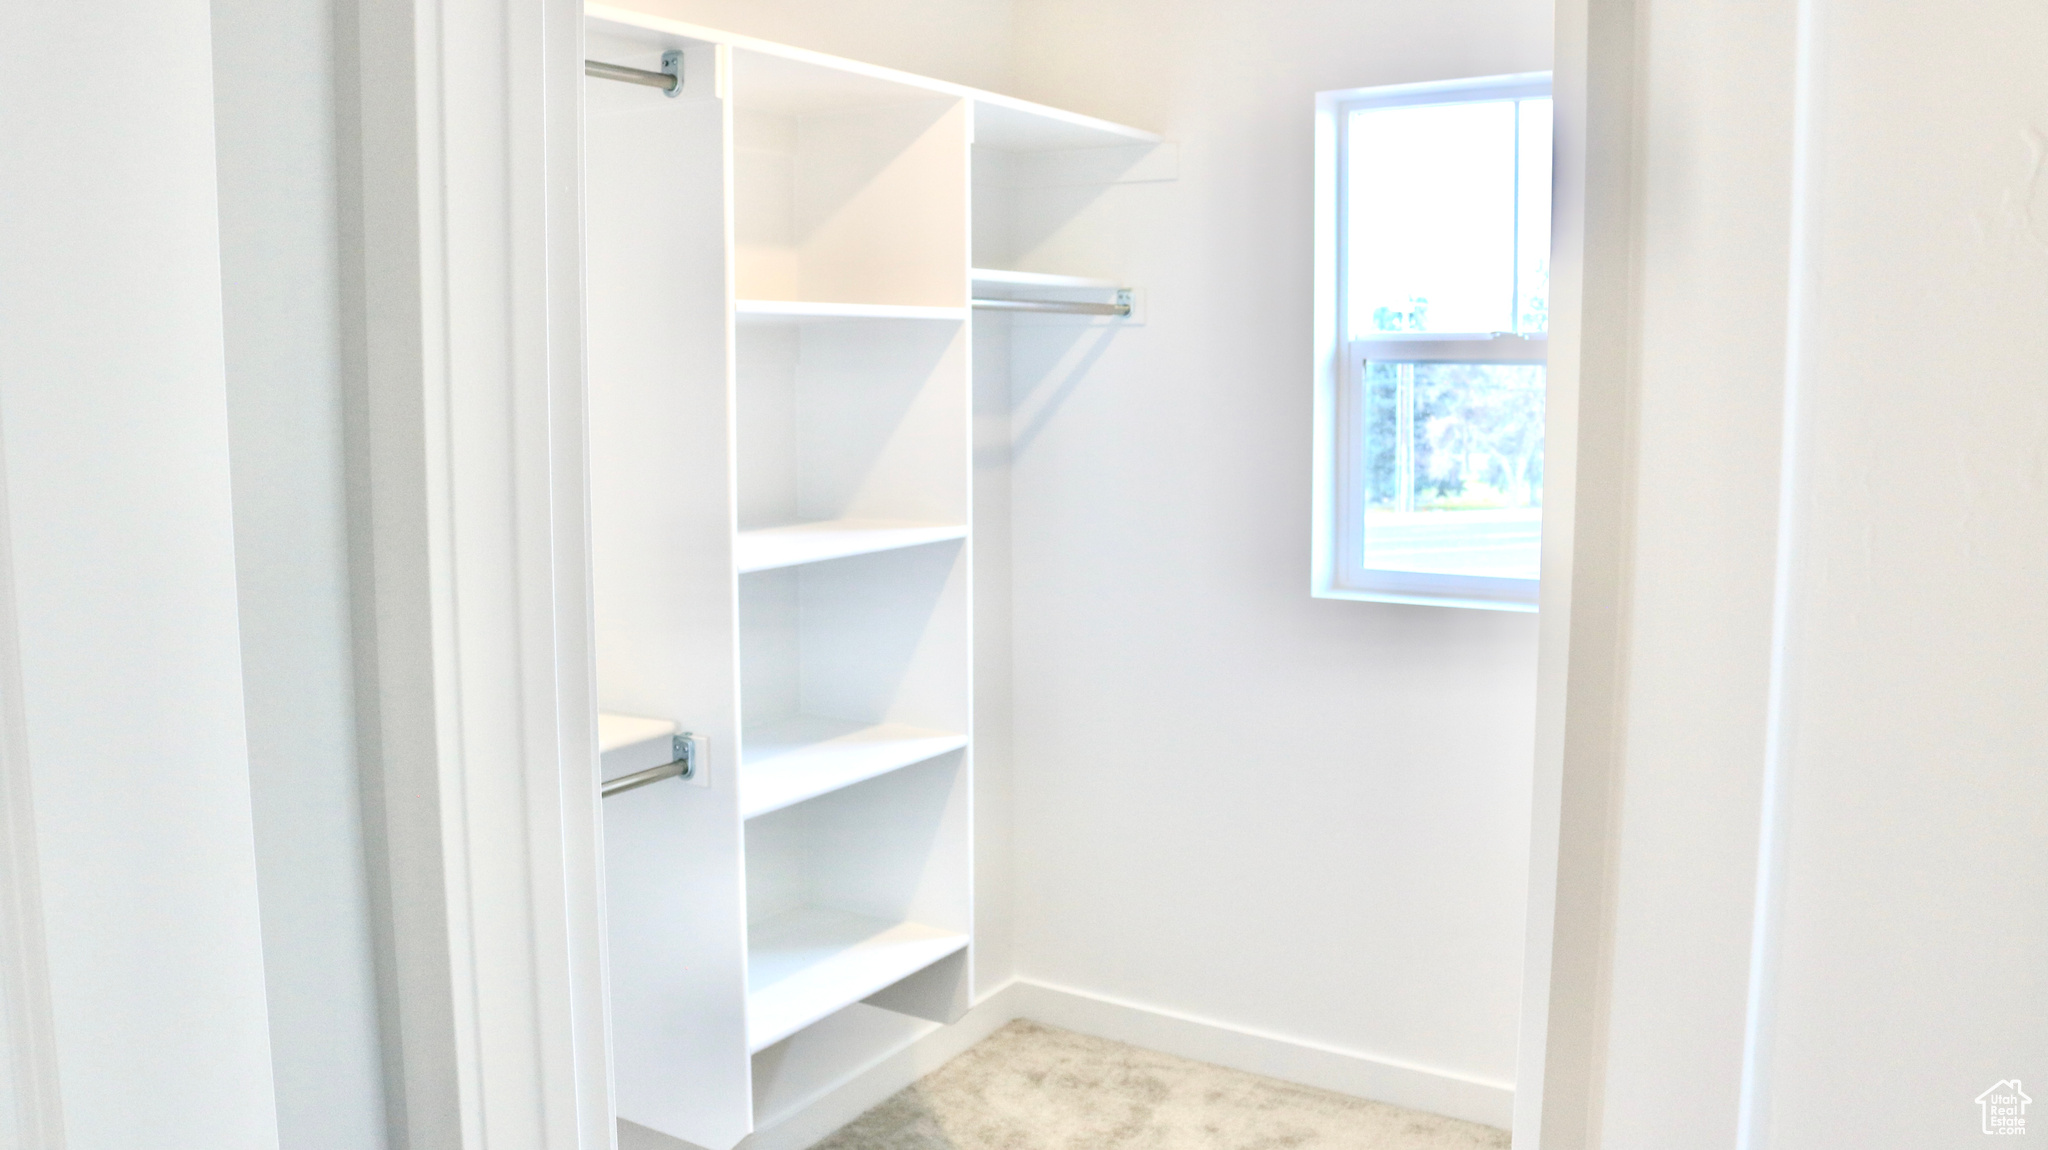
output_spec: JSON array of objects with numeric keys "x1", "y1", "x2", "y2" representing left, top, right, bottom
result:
[
  {"x1": 340, "y1": 0, "x2": 1643, "y2": 1146},
  {"x1": 341, "y1": 0, "x2": 613, "y2": 1145},
  {"x1": 1513, "y1": 0, "x2": 1630, "y2": 1144}
]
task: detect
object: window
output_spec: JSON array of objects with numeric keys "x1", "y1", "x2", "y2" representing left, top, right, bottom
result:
[{"x1": 1314, "y1": 75, "x2": 1552, "y2": 610}]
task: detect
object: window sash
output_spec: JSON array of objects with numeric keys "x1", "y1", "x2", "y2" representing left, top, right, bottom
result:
[
  {"x1": 1333, "y1": 337, "x2": 1548, "y2": 607},
  {"x1": 1337, "y1": 77, "x2": 1552, "y2": 117},
  {"x1": 1337, "y1": 83, "x2": 1552, "y2": 343}
]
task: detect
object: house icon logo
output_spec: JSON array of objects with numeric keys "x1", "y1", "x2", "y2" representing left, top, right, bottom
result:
[{"x1": 1977, "y1": 1080, "x2": 2030, "y2": 1135}]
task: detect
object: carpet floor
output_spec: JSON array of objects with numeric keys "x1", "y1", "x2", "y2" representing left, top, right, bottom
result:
[{"x1": 809, "y1": 1021, "x2": 1510, "y2": 1150}]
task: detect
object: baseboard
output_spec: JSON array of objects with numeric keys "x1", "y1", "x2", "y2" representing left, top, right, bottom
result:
[
  {"x1": 1003, "y1": 980, "x2": 1514, "y2": 1130},
  {"x1": 700, "y1": 977, "x2": 1513, "y2": 1148}
]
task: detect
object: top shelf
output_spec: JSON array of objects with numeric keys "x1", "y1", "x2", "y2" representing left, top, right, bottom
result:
[
  {"x1": 735, "y1": 300, "x2": 966, "y2": 324},
  {"x1": 597, "y1": 712, "x2": 679, "y2": 778},
  {"x1": 971, "y1": 268, "x2": 1120, "y2": 291},
  {"x1": 971, "y1": 100, "x2": 1156, "y2": 153},
  {"x1": 585, "y1": 5, "x2": 1162, "y2": 152}
]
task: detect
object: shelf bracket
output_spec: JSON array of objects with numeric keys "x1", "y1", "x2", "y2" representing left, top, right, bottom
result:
[{"x1": 601, "y1": 732, "x2": 698, "y2": 798}]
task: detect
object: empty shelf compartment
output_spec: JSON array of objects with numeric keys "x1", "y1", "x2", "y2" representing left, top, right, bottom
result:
[
  {"x1": 741, "y1": 716, "x2": 968, "y2": 819},
  {"x1": 735, "y1": 519, "x2": 966, "y2": 573},
  {"x1": 746, "y1": 907, "x2": 967, "y2": 1052}
]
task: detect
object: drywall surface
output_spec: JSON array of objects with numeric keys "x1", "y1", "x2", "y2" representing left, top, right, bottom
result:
[
  {"x1": 602, "y1": 0, "x2": 1018, "y2": 93},
  {"x1": 1533, "y1": 0, "x2": 2048, "y2": 1144},
  {"x1": 1751, "y1": 2, "x2": 2048, "y2": 1142},
  {"x1": 210, "y1": 0, "x2": 391, "y2": 1145},
  {"x1": 0, "y1": 0, "x2": 282, "y2": 1143},
  {"x1": 997, "y1": 0, "x2": 1550, "y2": 1093}
]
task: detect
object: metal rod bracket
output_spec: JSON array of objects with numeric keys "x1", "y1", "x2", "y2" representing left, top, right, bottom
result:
[
  {"x1": 600, "y1": 732, "x2": 698, "y2": 798},
  {"x1": 584, "y1": 50, "x2": 684, "y2": 96},
  {"x1": 970, "y1": 295, "x2": 1132, "y2": 317}
]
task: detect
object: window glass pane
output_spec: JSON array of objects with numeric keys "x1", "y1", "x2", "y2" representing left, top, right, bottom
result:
[
  {"x1": 1361, "y1": 361, "x2": 1545, "y2": 580},
  {"x1": 1346, "y1": 100, "x2": 1517, "y2": 336},
  {"x1": 1516, "y1": 99, "x2": 1553, "y2": 334}
]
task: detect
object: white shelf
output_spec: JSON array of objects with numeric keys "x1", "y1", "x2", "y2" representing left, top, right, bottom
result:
[
  {"x1": 597, "y1": 712, "x2": 679, "y2": 776},
  {"x1": 972, "y1": 98, "x2": 1162, "y2": 152},
  {"x1": 751, "y1": 1004, "x2": 933, "y2": 1129},
  {"x1": 735, "y1": 299, "x2": 967, "y2": 323},
  {"x1": 741, "y1": 716, "x2": 968, "y2": 819},
  {"x1": 746, "y1": 907, "x2": 967, "y2": 1052},
  {"x1": 735, "y1": 519, "x2": 966, "y2": 574},
  {"x1": 587, "y1": 7, "x2": 1162, "y2": 152},
  {"x1": 971, "y1": 268, "x2": 1120, "y2": 291}
]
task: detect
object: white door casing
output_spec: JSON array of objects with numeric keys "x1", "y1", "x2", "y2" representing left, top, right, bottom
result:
[{"x1": 340, "y1": 0, "x2": 613, "y2": 1145}]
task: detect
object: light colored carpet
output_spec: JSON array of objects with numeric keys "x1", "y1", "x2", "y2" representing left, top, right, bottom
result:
[{"x1": 810, "y1": 1021, "x2": 1510, "y2": 1150}]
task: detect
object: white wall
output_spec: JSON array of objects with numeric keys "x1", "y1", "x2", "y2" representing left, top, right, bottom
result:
[
  {"x1": 1530, "y1": 0, "x2": 2048, "y2": 1146},
  {"x1": 1753, "y1": 0, "x2": 2048, "y2": 1141},
  {"x1": 0, "y1": 0, "x2": 282, "y2": 1145},
  {"x1": 210, "y1": 0, "x2": 392, "y2": 1145},
  {"x1": 996, "y1": 0, "x2": 1550, "y2": 1096}
]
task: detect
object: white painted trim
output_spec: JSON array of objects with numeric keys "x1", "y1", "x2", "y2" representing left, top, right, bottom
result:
[
  {"x1": 1311, "y1": 86, "x2": 1344, "y2": 602},
  {"x1": 343, "y1": 0, "x2": 611, "y2": 1144},
  {"x1": 1004, "y1": 981, "x2": 1514, "y2": 1130},
  {"x1": 1322, "y1": 72, "x2": 1554, "y2": 112},
  {"x1": 1314, "y1": 586, "x2": 1540, "y2": 612},
  {"x1": 1514, "y1": 0, "x2": 1638, "y2": 1145}
]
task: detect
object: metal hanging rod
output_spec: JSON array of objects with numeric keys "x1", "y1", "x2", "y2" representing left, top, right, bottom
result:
[
  {"x1": 586, "y1": 50, "x2": 683, "y2": 96},
  {"x1": 972, "y1": 291, "x2": 1132, "y2": 317},
  {"x1": 601, "y1": 732, "x2": 698, "y2": 798}
]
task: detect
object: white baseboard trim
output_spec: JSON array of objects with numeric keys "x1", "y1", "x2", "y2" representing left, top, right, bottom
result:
[
  {"x1": 1003, "y1": 980, "x2": 1514, "y2": 1130},
  {"x1": 707, "y1": 978, "x2": 1512, "y2": 1149}
]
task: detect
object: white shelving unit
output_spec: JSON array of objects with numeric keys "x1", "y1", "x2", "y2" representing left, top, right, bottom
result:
[
  {"x1": 735, "y1": 299, "x2": 969, "y2": 323},
  {"x1": 970, "y1": 268, "x2": 1120, "y2": 291},
  {"x1": 746, "y1": 908, "x2": 970, "y2": 1052},
  {"x1": 581, "y1": 9, "x2": 1160, "y2": 1148},
  {"x1": 597, "y1": 712, "x2": 679, "y2": 775}
]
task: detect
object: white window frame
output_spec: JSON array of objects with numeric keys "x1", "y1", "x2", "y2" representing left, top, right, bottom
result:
[{"x1": 1312, "y1": 73, "x2": 1552, "y2": 611}]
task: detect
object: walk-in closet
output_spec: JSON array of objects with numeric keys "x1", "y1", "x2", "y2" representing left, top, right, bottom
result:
[{"x1": 584, "y1": 12, "x2": 1159, "y2": 1146}]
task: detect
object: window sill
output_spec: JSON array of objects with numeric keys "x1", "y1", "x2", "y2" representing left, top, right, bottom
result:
[{"x1": 1313, "y1": 585, "x2": 1538, "y2": 613}]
